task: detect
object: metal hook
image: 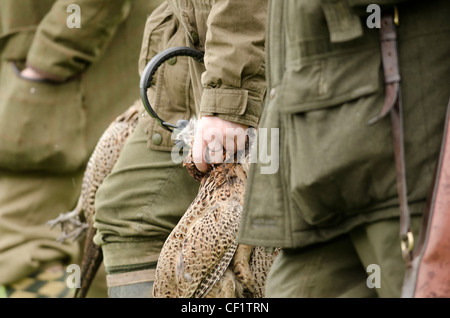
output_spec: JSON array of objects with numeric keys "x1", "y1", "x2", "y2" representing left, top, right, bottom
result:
[{"x1": 139, "y1": 46, "x2": 204, "y2": 132}]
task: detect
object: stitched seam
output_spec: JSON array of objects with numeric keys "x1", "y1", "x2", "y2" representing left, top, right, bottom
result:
[{"x1": 137, "y1": 165, "x2": 180, "y2": 233}]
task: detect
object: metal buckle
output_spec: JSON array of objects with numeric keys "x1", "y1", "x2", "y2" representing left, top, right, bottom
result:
[
  {"x1": 394, "y1": 6, "x2": 399, "y2": 26},
  {"x1": 400, "y1": 231, "x2": 414, "y2": 262}
]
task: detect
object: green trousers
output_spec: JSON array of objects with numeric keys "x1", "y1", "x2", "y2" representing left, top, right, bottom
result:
[
  {"x1": 266, "y1": 216, "x2": 422, "y2": 298},
  {"x1": 0, "y1": 169, "x2": 108, "y2": 297},
  {"x1": 0, "y1": 171, "x2": 81, "y2": 284},
  {"x1": 93, "y1": 119, "x2": 199, "y2": 294}
]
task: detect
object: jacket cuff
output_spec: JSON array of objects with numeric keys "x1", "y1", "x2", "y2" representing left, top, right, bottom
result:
[
  {"x1": 100, "y1": 242, "x2": 162, "y2": 271},
  {"x1": 200, "y1": 88, "x2": 262, "y2": 127},
  {"x1": 26, "y1": 34, "x2": 87, "y2": 80}
]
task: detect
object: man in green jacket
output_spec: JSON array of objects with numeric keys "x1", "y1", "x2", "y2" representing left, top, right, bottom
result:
[
  {"x1": 93, "y1": 0, "x2": 267, "y2": 297},
  {"x1": 0, "y1": 0, "x2": 162, "y2": 298},
  {"x1": 237, "y1": 0, "x2": 450, "y2": 297}
]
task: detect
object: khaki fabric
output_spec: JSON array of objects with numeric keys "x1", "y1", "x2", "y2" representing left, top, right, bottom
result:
[
  {"x1": 1, "y1": 0, "x2": 131, "y2": 80},
  {"x1": 93, "y1": 121, "x2": 200, "y2": 274},
  {"x1": 106, "y1": 269, "x2": 156, "y2": 287},
  {"x1": 166, "y1": 0, "x2": 267, "y2": 127},
  {"x1": 139, "y1": 0, "x2": 267, "y2": 152},
  {"x1": 266, "y1": 216, "x2": 422, "y2": 298},
  {"x1": 0, "y1": 0, "x2": 164, "y2": 172},
  {"x1": 0, "y1": 0, "x2": 164, "y2": 297},
  {"x1": 93, "y1": 1, "x2": 268, "y2": 283},
  {"x1": 238, "y1": 0, "x2": 450, "y2": 248},
  {"x1": 0, "y1": 170, "x2": 83, "y2": 285},
  {"x1": 108, "y1": 281, "x2": 154, "y2": 298},
  {"x1": 105, "y1": 269, "x2": 155, "y2": 298},
  {"x1": 138, "y1": 2, "x2": 195, "y2": 151},
  {"x1": 94, "y1": 0, "x2": 201, "y2": 285},
  {"x1": 0, "y1": 60, "x2": 87, "y2": 172}
]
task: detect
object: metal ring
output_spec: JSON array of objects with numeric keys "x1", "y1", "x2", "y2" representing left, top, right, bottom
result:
[
  {"x1": 139, "y1": 47, "x2": 204, "y2": 132},
  {"x1": 400, "y1": 231, "x2": 414, "y2": 262}
]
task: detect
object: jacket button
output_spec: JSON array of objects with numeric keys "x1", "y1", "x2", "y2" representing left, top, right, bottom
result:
[
  {"x1": 152, "y1": 133, "x2": 163, "y2": 146},
  {"x1": 190, "y1": 31, "x2": 199, "y2": 45},
  {"x1": 167, "y1": 56, "x2": 177, "y2": 65},
  {"x1": 270, "y1": 88, "x2": 276, "y2": 99}
]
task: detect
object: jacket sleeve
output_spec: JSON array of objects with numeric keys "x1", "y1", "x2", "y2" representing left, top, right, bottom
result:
[
  {"x1": 26, "y1": 0, "x2": 132, "y2": 80},
  {"x1": 200, "y1": 0, "x2": 267, "y2": 127}
]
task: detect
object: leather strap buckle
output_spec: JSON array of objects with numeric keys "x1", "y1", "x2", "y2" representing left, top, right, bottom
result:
[
  {"x1": 401, "y1": 231, "x2": 414, "y2": 263},
  {"x1": 368, "y1": 10, "x2": 415, "y2": 266}
]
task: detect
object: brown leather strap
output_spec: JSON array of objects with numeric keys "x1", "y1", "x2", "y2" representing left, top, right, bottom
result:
[
  {"x1": 367, "y1": 14, "x2": 401, "y2": 124},
  {"x1": 368, "y1": 12, "x2": 413, "y2": 264}
]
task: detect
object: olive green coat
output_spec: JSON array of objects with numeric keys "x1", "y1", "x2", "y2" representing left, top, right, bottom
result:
[
  {"x1": 140, "y1": 0, "x2": 267, "y2": 152},
  {"x1": 93, "y1": 0, "x2": 268, "y2": 277},
  {"x1": 0, "y1": 0, "x2": 163, "y2": 288},
  {"x1": 238, "y1": 0, "x2": 450, "y2": 248},
  {"x1": 0, "y1": 0, "x2": 163, "y2": 172}
]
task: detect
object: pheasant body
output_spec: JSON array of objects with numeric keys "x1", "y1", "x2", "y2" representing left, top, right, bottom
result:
[
  {"x1": 154, "y1": 135, "x2": 280, "y2": 298},
  {"x1": 48, "y1": 103, "x2": 140, "y2": 297},
  {"x1": 50, "y1": 111, "x2": 279, "y2": 298},
  {"x1": 76, "y1": 104, "x2": 140, "y2": 297}
]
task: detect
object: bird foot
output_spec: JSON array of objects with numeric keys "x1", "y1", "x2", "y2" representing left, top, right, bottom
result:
[
  {"x1": 47, "y1": 211, "x2": 88, "y2": 243},
  {"x1": 56, "y1": 222, "x2": 89, "y2": 243},
  {"x1": 47, "y1": 210, "x2": 79, "y2": 228}
]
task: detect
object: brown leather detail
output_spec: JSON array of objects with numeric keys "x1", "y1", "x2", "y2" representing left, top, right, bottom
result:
[
  {"x1": 413, "y1": 100, "x2": 450, "y2": 297},
  {"x1": 367, "y1": 14, "x2": 401, "y2": 125},
  {"x1": 379, "y1": 16, "x2": 401, "y2": 84},
  {"x1": 389, "y1": 93, "x2": 411, "y2": 261},
  {"x1": 377, "y1": 11, "x2": 450, "y2": 298},
  {"x1": 371, "y1": 13, "x2": 413, "y2": 262}
]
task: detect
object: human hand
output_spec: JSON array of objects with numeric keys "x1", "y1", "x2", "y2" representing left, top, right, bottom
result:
[
  {"x1": 20, "y1": 66, "x2": 64, "y2": 82},
  {"x1": 192, "y1": 116, "x2": 249, "y2": 172},
  {"x1": 20, "y1": 67, "x2": 47, "y2": 80}
]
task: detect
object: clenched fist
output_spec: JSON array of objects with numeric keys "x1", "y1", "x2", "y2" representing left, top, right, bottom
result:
[{"x1": 193, "y1": 116, "x2": 249, "y2": 172}]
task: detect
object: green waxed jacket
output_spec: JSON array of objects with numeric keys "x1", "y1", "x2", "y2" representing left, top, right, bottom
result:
[
  {"x1": 168, "y1": 0, "x2": 266, "y2": 125},
  {"x1": 238, "y1": 0, "x2": 450, "y2": 248},
  {"x1": 139, "y1": 0, "x2": 267, "y2": 152},
  {"x1": 92, "y1": 1, "x2": 268, "y2": 274},
  {"x1": 0, "y1": 0, "x2": 163, "y2": 172}
]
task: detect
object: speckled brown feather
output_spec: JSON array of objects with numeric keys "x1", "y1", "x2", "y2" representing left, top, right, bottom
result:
[
  {"x1": 153, "y1": 128, "x2": 280, "y2": 298},
  {"x1": 75, "y1": 103, "x2": 140, "y2": 298},
  {"x1": 47, "y1": 103, "x2": 140, "y2": 298}
]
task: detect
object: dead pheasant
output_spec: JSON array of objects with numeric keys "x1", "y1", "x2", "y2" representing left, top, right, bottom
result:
[
  {"x1": 47, "y1": 102, "x2": 140, "y2": 298},
  {"x1": 153, "y1": 121, "x2": 280, "y2": 298},
  {"x1": 48, "y1": 107, "x2": 279, "y2": 298}
]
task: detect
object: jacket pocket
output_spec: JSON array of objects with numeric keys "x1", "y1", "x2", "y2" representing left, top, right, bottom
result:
[
  {"x1": 0, "y1": 61, "x2": 87, "y2": 172},
  {"x1": 279, "y1": 47, "x2": 397, "y2": 227},
  {"x1": 138, "y1": 2, "x2": 175, "y2": 75},
  {"x1": 279, "y1": 46, "x2": 381, "y2": 114},
  {"x1": 138, "y1": 2, "x2": 193, "y2": 151}
]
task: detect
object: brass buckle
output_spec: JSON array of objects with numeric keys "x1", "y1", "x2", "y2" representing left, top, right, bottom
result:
[
  {"x1": 394, "y1": 6, "x2": 399, "y2": 26},
  {"x1": 400, "y1": 231, "x2": 414, "y2": 262}
]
